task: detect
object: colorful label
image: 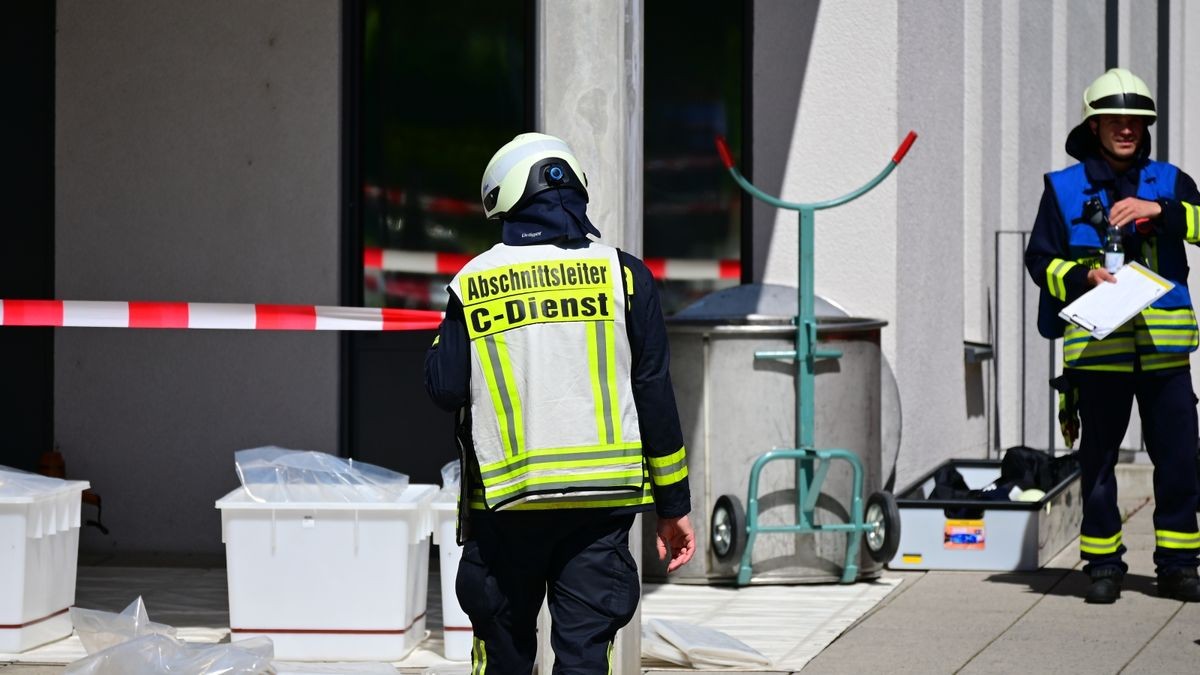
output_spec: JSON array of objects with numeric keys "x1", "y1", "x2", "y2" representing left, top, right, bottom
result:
[{"x1": 944, "y1": 519, "x2": 986, "y2": 550}]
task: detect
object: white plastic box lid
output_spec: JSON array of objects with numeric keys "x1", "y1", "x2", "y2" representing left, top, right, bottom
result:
[
  {"x1": 0, "y1": 467, "x2": 89, "y2": 503},
  {"x1": 0, "y1": 466, "x2": 90, "y2": 539}
]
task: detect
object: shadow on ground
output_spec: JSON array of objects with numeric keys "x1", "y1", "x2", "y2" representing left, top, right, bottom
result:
[{"x1": 984, "y1": 567, "x2": 1159, "y2": 600}]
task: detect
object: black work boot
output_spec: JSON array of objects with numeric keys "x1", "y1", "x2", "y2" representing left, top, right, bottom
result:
[
  {"x1": 1157, "y1": 568, "x2": 1200, "y2": 602},
  {"x1": 1085, "y1": 568, "x2": 1123, "y2": 604}
]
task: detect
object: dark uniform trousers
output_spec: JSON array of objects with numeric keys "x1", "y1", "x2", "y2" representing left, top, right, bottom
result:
[
  {"x1": 456, "y1": 510, "x2": 640, "y2": 674},
  {"x1": 1073, "y1": 368, "x2": 1200, "y2": 575}
]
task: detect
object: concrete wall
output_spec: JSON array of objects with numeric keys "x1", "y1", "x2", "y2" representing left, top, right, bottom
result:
[{"x1": 55, "y1": 0, "x2": 341, "y2": 555}]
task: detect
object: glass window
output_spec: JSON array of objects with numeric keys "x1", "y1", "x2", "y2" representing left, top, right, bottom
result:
[
  {"x1": 360, "y1": 0, "x2": 530, "y2": 310},
  {"x1": 644, "y1": 0, "x2": 745, "y2": 315}
]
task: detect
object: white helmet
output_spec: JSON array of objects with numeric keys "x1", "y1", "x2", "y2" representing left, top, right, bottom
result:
[
  {"x1": 480, "y1": 132, "x2": 588, "y2": 220},
  {"x1": 1080, "y1": 68, "x2": 1156, "y2": 125}
]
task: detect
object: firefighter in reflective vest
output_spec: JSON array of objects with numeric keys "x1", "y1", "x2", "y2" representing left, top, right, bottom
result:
[
  {"x1": 1025, "y1": 68, "x2": 1200, "y2": 604},
  {"x1": 425, "y1": 132, "x2": 695, "y2": 672}
]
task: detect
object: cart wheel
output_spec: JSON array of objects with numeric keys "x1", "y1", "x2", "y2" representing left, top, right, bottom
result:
[
  {"x1": 864, "y1": 491, "x2": 901, "y2": 563},
  {"x1": 710, "y1": 495, "x2": 746, "y2": 562}
]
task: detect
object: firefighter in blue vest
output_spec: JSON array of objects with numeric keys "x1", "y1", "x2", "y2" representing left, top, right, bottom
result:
[
  {"x1": 425, "y1": 132, "x2": 695, "y2": 672},
  {"x1": 1026, "y1": 68, "x2": 1200, "y2": 604}
]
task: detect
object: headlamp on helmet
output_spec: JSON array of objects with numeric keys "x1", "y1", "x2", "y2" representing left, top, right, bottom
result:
[{"x1": 480, "y1": 133, "x2": 588, "y2": 220}]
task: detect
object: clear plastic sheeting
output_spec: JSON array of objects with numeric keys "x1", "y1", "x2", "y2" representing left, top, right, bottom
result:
[
  {"x1": 439, "y1": 460, "x2": 460, "y2": 494},
  {"x1": 0, "y1": 465, "x2": 78, "y2": 498},
  {"x1": 642, "y1": 618, "x2": 772, "y2": 669},
  {"x1": 234, "y1": 446, "x2": 409, "y2": 503},
  {"x1": 71, "y1": 597, "x2": 177, "y2": 655},
  {"x1": 63, "y1": 634, "x2": 273, "y2": 675}
]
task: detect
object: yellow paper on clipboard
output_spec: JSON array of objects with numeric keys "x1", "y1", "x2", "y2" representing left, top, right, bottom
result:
[{"x1": 1058, "y1": 262, "x2": 1174, "y2": 340}]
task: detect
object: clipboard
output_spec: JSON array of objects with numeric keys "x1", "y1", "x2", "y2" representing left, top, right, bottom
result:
[{"x1": 1058, "y1": 262, "x2": 1174, "y2": 340}]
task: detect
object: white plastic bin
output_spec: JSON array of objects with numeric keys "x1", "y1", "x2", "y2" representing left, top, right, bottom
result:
[
  {"x1": 216, "y1": 483, "x2": 437, "y2": 661},
  {"x1": 0, "y1": 469, "x2": 89, "y2": 652},
  {"x1": 431, "y1": 496, "x2": 470, "y2": 661}
]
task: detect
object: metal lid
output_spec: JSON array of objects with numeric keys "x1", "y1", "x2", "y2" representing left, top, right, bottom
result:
[{"x1": 670, "y1": 283, "x2": 858, "y2": 325}]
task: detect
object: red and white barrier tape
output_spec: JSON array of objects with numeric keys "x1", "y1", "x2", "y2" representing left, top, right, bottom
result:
[
  {"x1": 363, "y1": 247, "x2": 740, "y2": 281},
  {"x1": 0, "y1": 300, "x2": 444, "y2": 331}
]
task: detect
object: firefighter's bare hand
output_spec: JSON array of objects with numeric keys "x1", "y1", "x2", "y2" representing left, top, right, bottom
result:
[
  {"x1": 1108, "y1": 197, "x2": 1161, "y2": 227},
  {"x1": 1087, "y1": 268, "x2": 1117, "y2": 286},
  {"x1": 656, "y1": 515, "x2": 696, "y2": 573}
]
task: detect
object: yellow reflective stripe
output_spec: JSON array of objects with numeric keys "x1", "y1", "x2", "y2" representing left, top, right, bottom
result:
[
  {"x1": 509, "y1": 491, "x2": 654, "y2": 510},
  {"x1": 1071, "y1": 363, "x2": 1135, "y2": 372},
  {"x1": 1080, "y1": 532, "x2": 1123, "y2": 555},
  {"x1": 1187, "y1": 202, "x2": 1200, "y2": 243},
  {"x1": 478, "y1": 441, "x2": 643, "y2": 472},
  {"x1": 485, "y1": 468, "x2": 645, "y2": 500},
  {"x1": 652, "y1": 465, "x2": 689, "y2": 487},
  {"x1": 607, "y1": 639, "x2": 614, "y2": 675},
  {"x1": 432, "y1": 334, "x2": 440, "y2": 346},
  {"x1": 492, "y1": 334, "x2": 524, "y2": 455},
  {"x1": 649, "y1": 446, "x2": 689, "y2": 486},
  {"x1": 477, "y1": 335, "x2": 523, "y2": 458},
  {"x1": 469, "y1": 483, "x2": 654, "y2": 510},
  {"x1": 1063, "y1": 337, "x2": 1135, "y2": 358},
  {"x1": 587, "y1": 320, "x2": 607, "y2": 443},
  {"x1": 605, "y1": 321, "x2": 622, "y2": 443},
  {"x1": 473, "y1": 636, "x2": 487, "y2": 674},
  {"x1": 476, "y1": 339, "x2": 517, "y2": 458},
  {"x1": 1064, "y1": 334, "x2": 1134, "y2": 350},
  {"x1": 1141, "y1": 353, "x2": 1192, "y2": 370},
  {"x1": 483, "y1": 453, "x2": 644, "y2": 485},
  {"x1": 649, "y1": 446, "x2": 687, "y2": 468},
  {"x1": 586, "y1": 321, "x2": 621, "y2": 445},
  {"x1": 1156, "y1": 530, "x2": 1200, "y2": 549},
  {"x1": 1046, "y1": 259, "x2": 1076, "y2": 300},
  {"x1": 623, "y1": 265, "x2": 634, "y2": 296}
]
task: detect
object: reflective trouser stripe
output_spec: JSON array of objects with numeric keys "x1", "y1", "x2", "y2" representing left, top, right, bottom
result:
[
  {"x1": 649, "y1": 446, "x2": 689, "y2": 486},
  {"x1": 1187, "y1": 201, "x2": 1200, "y2": 243},
  {"x1": 1080, "y1": 532, "x2": 1123, "y2": 555},
  {"x1": 588, "y1": 320, "x2": 621, "y2": 445},
  {"x1": 478, "y1": 334, "x2": 524, "y2": 457},
  {"x1": 473, "y1": 636, "x2": 487, "y2": 674},
  {"x1": 1156, "y1": 530, "x2": 1200, "y2": 549},
  {"x1": 607, "y1": 639, "x2": 615, "y2": 675},
  {"x1": 1046, "y1": 259, "x2": 1077, "y2": 300}
]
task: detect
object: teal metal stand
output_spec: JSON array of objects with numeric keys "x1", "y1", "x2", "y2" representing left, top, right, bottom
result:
[{"x1": 715, "y1": 131, "x2": 916, "y2": 584}]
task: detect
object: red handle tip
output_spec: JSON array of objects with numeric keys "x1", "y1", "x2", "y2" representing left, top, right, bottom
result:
[
  {"x1": 714, "y1": 135, "x2": 735, "y2": 169},
  {"x1": 893, "y1": 131, "x2": 918, "y2": 164}
]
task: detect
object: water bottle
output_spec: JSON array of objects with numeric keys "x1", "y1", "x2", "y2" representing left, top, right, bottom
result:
[{"x1": 1104, "y1": 222, "x2": 1124, "y2": 274}]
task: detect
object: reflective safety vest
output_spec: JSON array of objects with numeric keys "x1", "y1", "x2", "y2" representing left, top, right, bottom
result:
[
  {"x1": 1044, "y1": 162, "x2": 1198, "y2": 371},
  {"x1": 449, "y1": 242, "x2": 645, "y2": 510}
]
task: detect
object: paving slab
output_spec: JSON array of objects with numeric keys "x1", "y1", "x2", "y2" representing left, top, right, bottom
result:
[
  {"x1": 1120, "y1": 602, "x2": 1200, "y2": 673},
  {"x1": 802, "y1": 567, "x2": 1068, "y2": 674}
]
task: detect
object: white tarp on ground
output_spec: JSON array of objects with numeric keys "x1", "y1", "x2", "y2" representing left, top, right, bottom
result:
[
  {"x1": 640, "y1": 579, "x2": 902, "y2": 671},
  {"x1": 2, "y1": 566, "x2": 900, "y2": 672}
]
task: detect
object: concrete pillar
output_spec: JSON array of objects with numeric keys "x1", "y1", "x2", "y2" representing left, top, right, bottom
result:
[{"x1": 535, "y1": 1, "x2": 644, "y2": 672}]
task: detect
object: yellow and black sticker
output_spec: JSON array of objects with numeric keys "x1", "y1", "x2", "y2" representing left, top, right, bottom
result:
[{"x1": 460, "y1": 259, "x2": 614, "y2": 339}]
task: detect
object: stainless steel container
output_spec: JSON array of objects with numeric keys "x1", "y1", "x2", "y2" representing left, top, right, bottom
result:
[{"x1": 642, "y1": 284, "x2": 886, "y2": 584}]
